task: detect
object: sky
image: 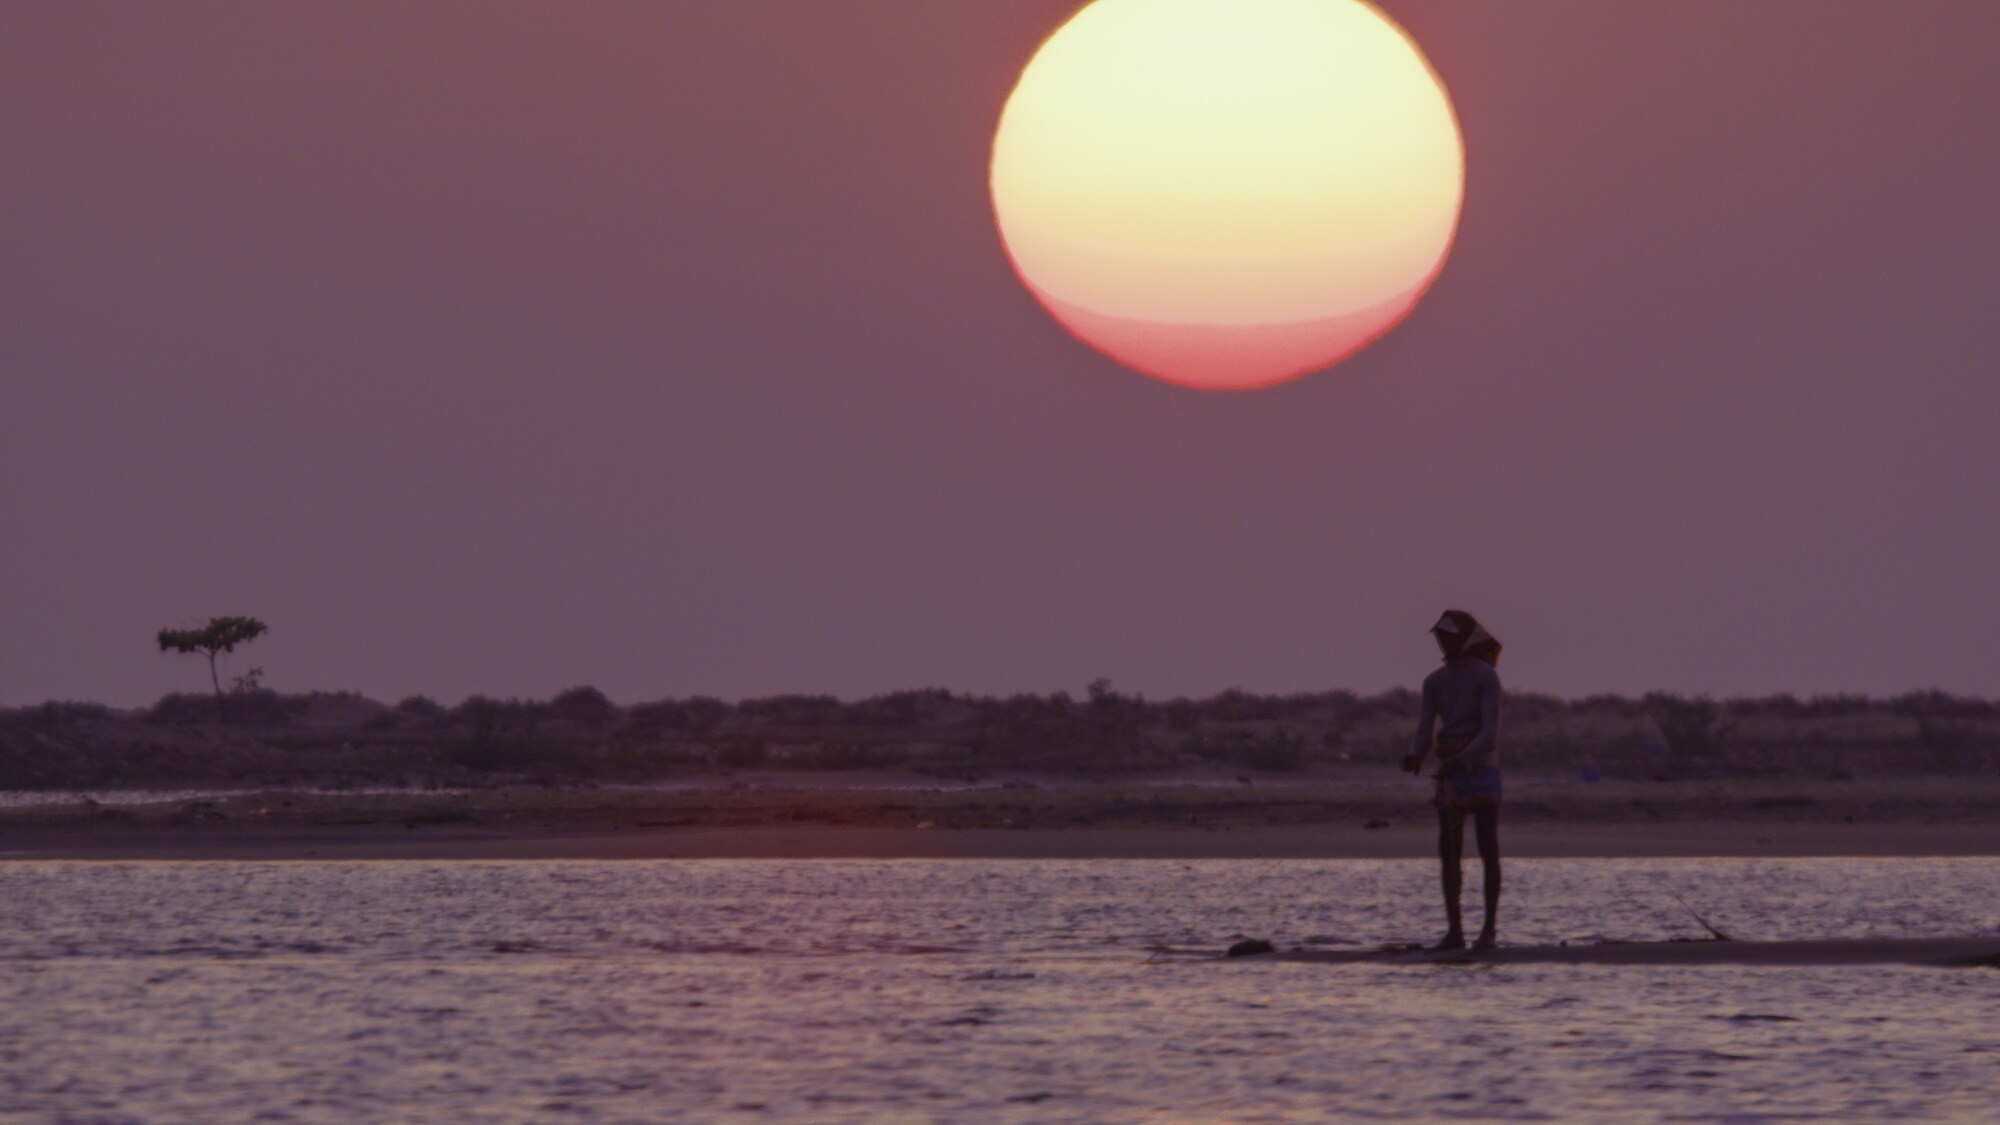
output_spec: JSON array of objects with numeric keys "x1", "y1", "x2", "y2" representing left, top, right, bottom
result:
[{"x1": 4, "y1": 1, "x2": 1998, "y2": 707}]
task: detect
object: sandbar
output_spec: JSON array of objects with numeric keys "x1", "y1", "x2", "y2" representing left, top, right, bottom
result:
[{"x1": 1249, "y1": 937, "x2": 2000, "y2": 968}]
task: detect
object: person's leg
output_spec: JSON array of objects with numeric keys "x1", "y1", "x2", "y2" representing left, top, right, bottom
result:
[
  {"x1": 1435, "y1": 804, "x2": 1466, "y2": 949},
  {"x1": 1471, "y1": 805, "x2": 1501, "y2": 949}
]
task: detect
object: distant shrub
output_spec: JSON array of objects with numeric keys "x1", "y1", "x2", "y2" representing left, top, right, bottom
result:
[
  {"x1": 1161, "y1": 699, "x2": 1200, "y2": 731},
  {"x1": 1748, "y1": 693, "x2": 1807, "y2": 720},
  {"x1": 716, "y1": 741, "x2": 768, "y2": 770},
  {"x1": 1351, "y1": 689, "x2": 1422, "y2": 722},
  {"x1": 625, "y1": 700, "x2": 691, "y2": 732},
  {"x1": 147, "y1": 690, "x2": 287, "y2": 726},
  {"x1": 681, "y1": 697, "x2": 733, "y2": 730},
  {"x1": 1891, "y1": 690, "x2": 1993, "y2": 721},
  {"x1": 452, "y1": 695, "x2": 547, "y2": 727},
  {"x1": 1238, "y1": 734, "x2": 1305, "y2": 772},
  {"x1": 1206, "y1": 689, "x2": 1272, "y2": 722},
  {"x1": 1186, "y1": 736, "x2": 1233, "y2": 762},
  {"x1": 1505, "y1": 692, "x2": 1567, "y2": 724},
  {"x1": 737, "y1": 694, "x2": 844, "y2": 725},
  {"x1": 1648, "y1": 694, "x2": 1732, "y2": 759},
  {"x1": 601, "y1": 740, "x2": 698, "y2": 778},
  {"x1": 449, "y1": 699, "x2": 561, "y2": 773},
  {"x1": 787, "y1": 742, "x2": 905, "y2": 770},
  {"x1": 1575, "y1": 694, "x2": 1646, "y2": 720},
  {"x1": 991, "y1": 693, "x2": 1078, "y2": 727},
  {"x1": 4, "y1": 701, "x2": 115, "y2": 727},
  {"x1": 1184, "y1": 730, "x2": 1304, "y2": 772},
  {"x1": 451, "y1": 734, "x2": 560, "y2": 773},
  {"x1": 397, "y1": 695, "x2": 444, "y2": 717},
  {"x1": 849, "y1": 689, "x2": 954, "y2": 726},
  {"x1": 1913, "y1": 717, "x2": 1980, "y2": 769},
  {"x1": 548, "y1": 685, "x2": 617, "y2": 725},
  {"x1": 148, "y1": 693, "x2": 212, "y2": 726},
  {"x1": 1802, "y1": 693, "x2": 1872, "y2": 718},
  {"x1": 284, "y1": 691, "x2": 388, "y2": 726},
  {"x1": 240, "y1": 690, "x2": 299, "y2": 723}
]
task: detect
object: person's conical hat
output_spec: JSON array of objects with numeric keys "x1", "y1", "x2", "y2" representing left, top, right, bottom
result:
[{"x1": 1431, "y1": 609, "x2": 1501, "y2": 666}]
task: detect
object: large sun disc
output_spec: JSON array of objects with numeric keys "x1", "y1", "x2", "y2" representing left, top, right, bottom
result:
[{"x1": 991, "y1": 0, "x2": 1464, "y2": 390}]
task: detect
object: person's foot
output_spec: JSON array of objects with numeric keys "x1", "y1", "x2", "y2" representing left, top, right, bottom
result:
[
  {"x1": 1471, "y1": 933, "x2": 1498, "y2": 952},
  {"x1": 1430, "y1": 932, "x2": 1467, "y2": 952}
]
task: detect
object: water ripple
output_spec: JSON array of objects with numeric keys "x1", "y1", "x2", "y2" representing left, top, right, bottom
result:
[{"x1": 0, "y1": 857, "x2": 1991, "y2": 1121}]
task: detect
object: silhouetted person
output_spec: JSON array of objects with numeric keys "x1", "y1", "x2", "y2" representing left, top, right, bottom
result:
[{"x1": 1401, "y1": 610, "x2": 1503, "y2": 951}]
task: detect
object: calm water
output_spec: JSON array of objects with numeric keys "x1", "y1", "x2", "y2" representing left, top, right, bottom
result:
[{"x1": 0, "y1": 857, "x2": 1994, "y2": 1123}]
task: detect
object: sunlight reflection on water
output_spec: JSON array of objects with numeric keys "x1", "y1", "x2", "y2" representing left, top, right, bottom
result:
[{"x1": 0, "y1": 858, "x2": 1993, "y2": 1122}]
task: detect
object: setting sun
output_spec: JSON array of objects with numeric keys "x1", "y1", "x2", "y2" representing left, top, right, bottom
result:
[{"x1": 992, "y1": 0, "x2": 1464, "y2": 390}]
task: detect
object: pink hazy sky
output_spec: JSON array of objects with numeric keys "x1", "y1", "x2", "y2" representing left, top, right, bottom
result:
[{"x1": 4, "y1": 1, "x2": 1997, "y2": 706}]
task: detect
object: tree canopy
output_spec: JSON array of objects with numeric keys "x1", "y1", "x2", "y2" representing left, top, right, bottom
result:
[
  {"x1": 157, "y1": 616, "x2": 269, "y2": 716},
  {"x1": 157, "y1": 616, "x2": 267, "y2": 658}
]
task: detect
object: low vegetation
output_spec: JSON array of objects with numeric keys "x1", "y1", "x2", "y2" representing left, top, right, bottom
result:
[{"x1": 0, "y1": 685, "x2": 1991, "y2": 791}]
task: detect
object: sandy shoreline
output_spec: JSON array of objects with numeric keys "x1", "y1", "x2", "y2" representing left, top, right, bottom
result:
[{"x1": 1254, "y1": 937, "x2": 2000, "y2": 968}]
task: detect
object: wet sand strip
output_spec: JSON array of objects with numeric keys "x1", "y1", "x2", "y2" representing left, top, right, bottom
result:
[
  {"x1": 5, "y1": 819, "x2": 2000, "y2": 861},
  {"x1": 1257, "y1": 937, "x2": 2000, "y2": 968}
]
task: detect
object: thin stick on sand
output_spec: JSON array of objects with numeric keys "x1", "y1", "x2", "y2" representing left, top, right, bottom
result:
[{"x1": 1668, "y1": 891, "x2": 1734, "y2": 942}]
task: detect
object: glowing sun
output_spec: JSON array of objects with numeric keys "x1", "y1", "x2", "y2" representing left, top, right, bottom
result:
[{"x1": 991, "y1": 0, "x2": 1464, "y2": 391}]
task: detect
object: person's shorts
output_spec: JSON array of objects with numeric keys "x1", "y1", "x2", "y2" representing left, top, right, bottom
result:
[{"x1": 1436, "y1": 765, "x2": 1502, "y2": 811}]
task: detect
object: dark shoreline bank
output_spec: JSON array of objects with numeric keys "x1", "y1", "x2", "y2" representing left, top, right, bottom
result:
[
  {"x1": 7, "y1": 687, "x2": 1994, "y2": 794},
  {"x1": 6, "y1": 776, "x2": 1999, "y2": 860}
]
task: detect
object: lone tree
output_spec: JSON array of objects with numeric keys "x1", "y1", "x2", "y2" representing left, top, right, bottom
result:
[{"x1": 157, "y1": 616, "x2": 268, "y2": 719}]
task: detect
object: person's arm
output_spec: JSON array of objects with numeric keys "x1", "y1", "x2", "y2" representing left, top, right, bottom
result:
[
  {"x1": 1457, "y1": 668, "x2": 1501, "y2": 769},
  {"x1": 1402, "y1": 678, "x2": 1437, "y2": 774}
]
